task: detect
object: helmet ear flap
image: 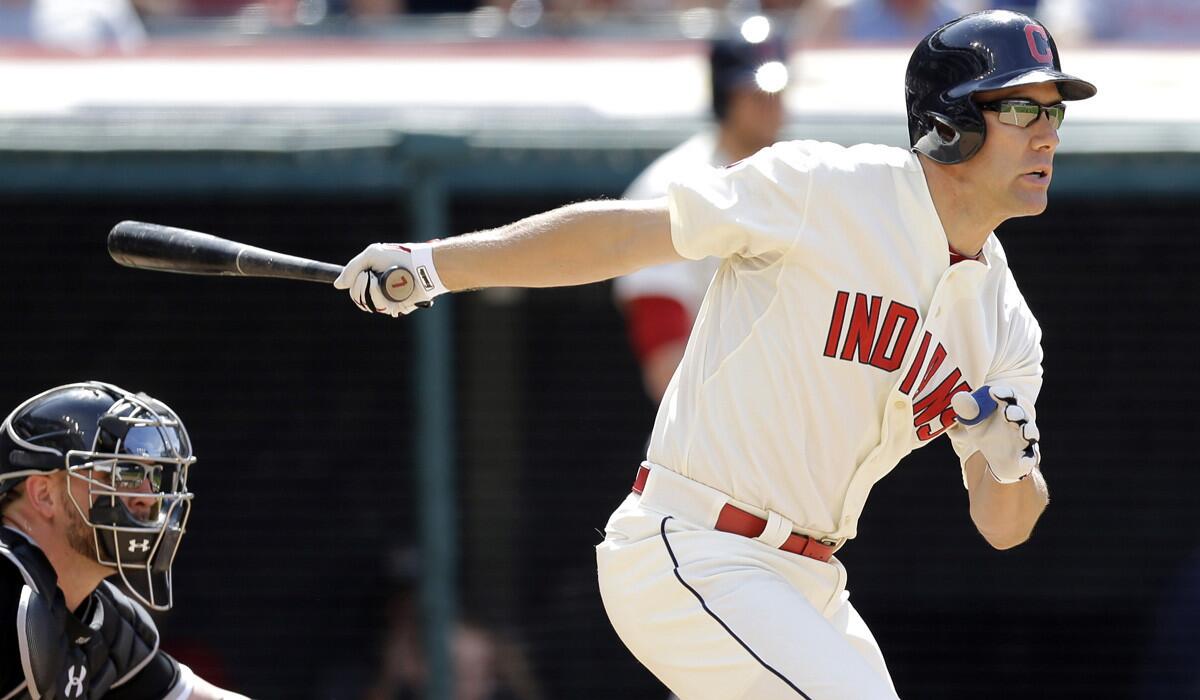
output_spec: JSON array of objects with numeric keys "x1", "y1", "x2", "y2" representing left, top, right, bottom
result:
[{"x1": 913, "y1": 110, "x2": 986, "y2": 164}]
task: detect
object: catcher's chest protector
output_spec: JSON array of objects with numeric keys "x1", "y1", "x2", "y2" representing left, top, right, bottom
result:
[{"x1": 0, "y1": 529, "x2": 162, "y2": 699}]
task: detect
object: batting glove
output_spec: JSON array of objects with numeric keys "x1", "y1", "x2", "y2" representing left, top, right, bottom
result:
[
  {"x1": 334, "y1": 243, "x2": 447, "y2": 317},
  {"x1": 951, "y1": 385, "x2": 1041, "y2": 484}
]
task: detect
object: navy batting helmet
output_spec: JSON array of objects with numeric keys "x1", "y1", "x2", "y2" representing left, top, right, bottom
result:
[
  {"x1": 905, "y1": 10, "x2": 1096, "y2": 164},
  {"x1": 710, "y1": 33, "x2": 790, "y2": 121}
]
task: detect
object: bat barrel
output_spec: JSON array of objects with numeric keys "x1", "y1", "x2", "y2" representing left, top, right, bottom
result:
[{"x1": 108, "y1": 221, "x2": 343, "y2": 284}]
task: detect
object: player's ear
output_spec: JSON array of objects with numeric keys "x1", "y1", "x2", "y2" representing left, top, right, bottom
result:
[{"x1": 21, "y1": 474, "x2": 59, "y2": 518}]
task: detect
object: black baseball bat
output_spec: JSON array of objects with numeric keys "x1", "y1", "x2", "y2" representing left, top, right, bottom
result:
[{"x1": 107, "y1": 221, "x2": 419, "y2": 304}]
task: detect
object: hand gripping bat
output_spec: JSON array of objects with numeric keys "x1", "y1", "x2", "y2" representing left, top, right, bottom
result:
[{"x1": 107, "y1": 221, "x2": 420, "y2": 304}]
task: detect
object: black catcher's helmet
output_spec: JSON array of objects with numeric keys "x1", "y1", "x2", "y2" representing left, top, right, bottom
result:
[
  {"x1": 0, "y1": 381, "x2": 195, "y2": 610},
  {"x1": 905, "y1": 10, "x2": 1096, "y2": 164},
  {"x1": 710, "y1": 31, "x2": 790, "y2": 121}
]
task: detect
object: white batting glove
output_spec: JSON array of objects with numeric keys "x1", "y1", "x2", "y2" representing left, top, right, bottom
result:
[
  {"x1": 951, "y1": 385, "x2": 1041, "y2": 484},
  {"x1": 333, "y1": 243, "x2": 447, "y2": 317}
]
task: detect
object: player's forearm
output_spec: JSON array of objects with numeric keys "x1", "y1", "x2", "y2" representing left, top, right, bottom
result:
[
  {"x1": 182, "y1": 672, "x2": 251, "y2": 700},
  {"x1": 433, "y1": 198, "x2": 678, "y2": 291},
  {"x1": 965, "y1": 452, "x2": 1049, "y2": 550}
]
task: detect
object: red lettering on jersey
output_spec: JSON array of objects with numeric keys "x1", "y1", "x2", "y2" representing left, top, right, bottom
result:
[
  {"x1": 840, "y1": 293, "x2": 883, "y2": 364},
  {"x1": 914, "y1": 371, "x2": 970, "y2": 441},
  {"x1": 868, "y1": 302, "x2": 918, "y2": 373},
  {"x1": 824, "y1": 291, "x2": 850, "y2": 358},
  {"x1": 1025, "y1": 25, "x2": 1054, "y2": 64},
  {"x1": 899, "y1": 331, "x2": 932, "y2": 394},
  {"x1": 916, "y1": 343, "x2": 948, "y2": 395}
]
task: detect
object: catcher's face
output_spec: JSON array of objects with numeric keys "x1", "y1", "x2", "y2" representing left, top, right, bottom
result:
[
  {"x1": 962, "y1": 82, "x2": 1063, "y2": 219},
  {"x1": 60, "y1": 472, "x2": 99, "y2": 561},
  {"x1": 61, "y1": 466, "x2": 158, "y2": 562}
]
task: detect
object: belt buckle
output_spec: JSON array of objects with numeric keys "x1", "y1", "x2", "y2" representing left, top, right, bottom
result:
[{"x1": 817, "y1": 538, "x2": 838, "y2": 548}]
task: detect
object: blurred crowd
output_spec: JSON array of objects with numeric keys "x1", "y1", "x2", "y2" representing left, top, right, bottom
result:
[{"x1": 1, "y1": 0, "x2": 1199, "y2": 52}]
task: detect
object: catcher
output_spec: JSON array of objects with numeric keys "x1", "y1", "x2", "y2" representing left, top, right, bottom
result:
[{"x1": 0, "y1": 381, "x2": 248, "y2": 699}]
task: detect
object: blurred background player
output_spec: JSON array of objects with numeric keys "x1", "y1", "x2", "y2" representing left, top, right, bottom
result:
[
  {"x1": 613, "y1": 23, "x2": 791, "y2": 402},
  {"x1": 0, "y1": 381, "x2": 247, "y2": 699}
]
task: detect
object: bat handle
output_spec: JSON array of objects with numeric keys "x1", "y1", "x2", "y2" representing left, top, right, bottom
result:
[
  {"x1": 953, "y1": 386, "x2": 999, "y2": 426},
  {"x1": 377, "y1": 265, "x2": 432, "y2": 308}
]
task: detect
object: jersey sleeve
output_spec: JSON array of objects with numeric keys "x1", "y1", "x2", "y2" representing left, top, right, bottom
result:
[
  {"x1": 946, "y1": 267, "x2": 1044, "y2": 471},
  {"x1": 984, "y1": 268, "x2": 1044, "y2": 403},
  {"x1": 667, "y1": 142, "x2": 816, "y2": 261}
]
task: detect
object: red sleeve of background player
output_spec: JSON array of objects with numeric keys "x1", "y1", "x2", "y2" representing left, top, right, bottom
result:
[{"x1": 624, "y1": 296, "x2": 692, "y2": 362}]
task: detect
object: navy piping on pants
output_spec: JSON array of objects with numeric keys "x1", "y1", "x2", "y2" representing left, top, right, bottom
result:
[{"x1": 658, "y1": 516, "x2": 815, "y2": 700}]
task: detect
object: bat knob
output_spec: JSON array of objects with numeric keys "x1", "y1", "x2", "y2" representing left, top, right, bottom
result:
[
  {"x1": 952, "y1": 386, "x2": 998, "y2": 426},
  {"x1": 378, "y1": 266, "x2": 417, "y2": 303}
]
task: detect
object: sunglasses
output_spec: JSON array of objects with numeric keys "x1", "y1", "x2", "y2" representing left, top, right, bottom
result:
[
  {"x1": 978, "y1": 99, "x2": 1066, "y2": 129},
  {"x1": 93, "y1": 461, "x2": 166, "y2": 492}
]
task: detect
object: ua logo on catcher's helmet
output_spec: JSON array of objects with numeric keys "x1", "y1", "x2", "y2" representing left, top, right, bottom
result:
[
  {"x1": 905, "y1": 10, "x2": 1097, "y2": 164},
  {"x1": 0, "y1": 381, "x2": 196, "y2": 611}
]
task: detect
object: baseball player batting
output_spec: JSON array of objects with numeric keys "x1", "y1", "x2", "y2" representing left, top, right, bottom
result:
[{"x1": 335, "y1": 10, "x2": 1091, "y2": 698}]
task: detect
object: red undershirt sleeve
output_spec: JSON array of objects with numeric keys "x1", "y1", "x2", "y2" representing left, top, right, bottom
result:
[{"x1": 624, "y1": 296, "x2": 692, "y2": 362}]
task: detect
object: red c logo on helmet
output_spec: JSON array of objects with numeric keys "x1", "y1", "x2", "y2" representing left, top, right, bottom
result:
[{"x1": 1025, "y1": 24, "x2": 1053, "y2": 64}]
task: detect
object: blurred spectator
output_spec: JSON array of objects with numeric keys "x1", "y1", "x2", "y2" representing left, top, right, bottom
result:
[
  {"x1": 365, "y1": 614, "x2": 540, "y2": 700},
  {"x1": 181, "y1": 0, "x2": 289, "y2": 15},
  {"x1": 0, "y1": 0, "x2": 147, "y2": 52},
  {"x1": 326, "y1": 546, "x2": 542, "y2": 700},
  {"x1": 336, "y1": 0, "x2": 404, "y2": 16},
  {"x1": 834, "y1": 0, "x2": 961, "y2": 42},
  {"x1": 1037, "y1": 0, "x2": 1200, "y2": 44},
  {"x1": 0, "y1": 1, "x2": 32, "y2": 40},
  {"x1": 613, "y1": 23, "x2": 792, "y2": 402}
]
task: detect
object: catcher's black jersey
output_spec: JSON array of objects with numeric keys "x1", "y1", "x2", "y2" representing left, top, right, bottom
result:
[{"x1": 0, "y1": 527, "x2": 182, "y2": 699}]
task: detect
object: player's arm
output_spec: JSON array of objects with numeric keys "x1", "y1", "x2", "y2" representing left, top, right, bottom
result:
[
  {"x1": 964, "y1": 452, "x2": 1048, "y2": 550},
  {"x1": 103, "y1": 649, "x2": 250, "y2": 700},
  {"x1": 335, "y1": 198, "x2": 681, "y2": 316},
  {"x1": 952, "y1": 386, "x2": 1047, "y2": 550},
  {"x1": 181, "y1": 672, "x2": 251, "y2": 700}
]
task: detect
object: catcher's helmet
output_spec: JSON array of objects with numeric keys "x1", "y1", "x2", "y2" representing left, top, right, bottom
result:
[
  {"x1": 0, "y1": 381, "x2": 195, "y2": 610},
  {"x1": 710, "y1": 32, "x2": 790, "y2": 121},
  {"x1": 905, "y1": 10, "x2": 1096, "y2": 164}
]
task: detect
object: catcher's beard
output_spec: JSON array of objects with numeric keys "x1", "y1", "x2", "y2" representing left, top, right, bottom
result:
[{"x1": 60, "y1": 493, "x2": 98, "y2": 562}]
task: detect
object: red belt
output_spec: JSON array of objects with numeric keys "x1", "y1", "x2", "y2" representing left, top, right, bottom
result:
[{"x1": 632, "y1": 465, "x2": 836, "y2": 563}]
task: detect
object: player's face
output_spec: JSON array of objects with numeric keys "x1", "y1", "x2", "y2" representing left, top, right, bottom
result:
[
  {"x1": 61, "y1": 466, "x2": 159, "y2": 564},
  {"x1": 964, "y1": 82, "x2": 1063, "y2": 217},
  {"x1": 60, "y1": 472, "x2": 99, "y2": 560},
  {"x1": 726, "y1": 86, "x2": 785, "y2": 153}
]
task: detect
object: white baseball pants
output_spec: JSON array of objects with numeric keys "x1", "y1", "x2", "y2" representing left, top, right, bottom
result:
[{"x1": 596, "y1": 467, "x2": 900, "y2": 700}]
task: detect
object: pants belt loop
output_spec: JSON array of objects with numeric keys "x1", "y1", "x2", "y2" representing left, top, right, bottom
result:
[{"x1": 754, "y1": 511, "x2": 794, "y2": 550}]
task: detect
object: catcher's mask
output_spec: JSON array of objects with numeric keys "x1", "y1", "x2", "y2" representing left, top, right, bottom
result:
[
  {"x1": 0, "y1": 381, "x2": 195, "y2": 611},
  {"x1": 905, "y1": 10, "x2": 1096, "y2": 164}
]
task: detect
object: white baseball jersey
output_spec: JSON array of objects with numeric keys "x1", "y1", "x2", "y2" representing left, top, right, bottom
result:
[
  {"x1": 649, "y1": 139, "x2": 1043, "y2": 541},
  {"x1": 612, "y1": 131, "x2": 724, "y2": 316}
]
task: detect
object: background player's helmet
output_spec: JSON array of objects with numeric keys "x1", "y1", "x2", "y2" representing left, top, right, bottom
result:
[
  {"x1": 905, "y1": 10, "x2": 1096, "y2": 164},
  {"x1": 0, "y1": 381, "x2": 195, "y2": 611},
  {"x1": 709, "y1": 31, "x2": 790, "y2": 121}
]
